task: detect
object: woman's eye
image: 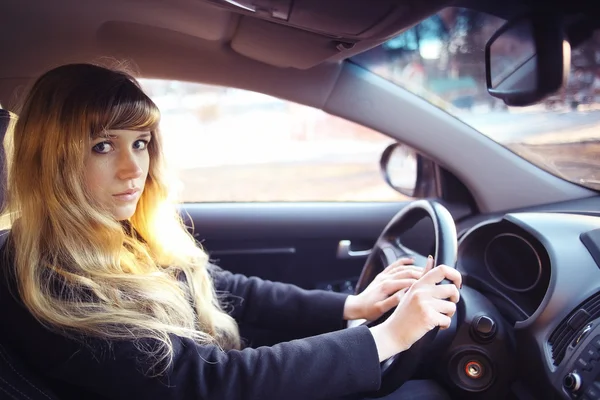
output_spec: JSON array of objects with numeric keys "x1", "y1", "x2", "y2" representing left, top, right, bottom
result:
[
  {"x1": 134, "y1": 140, "x2": 149, "y2": 151},
  {"x1": 92, "y1": 142, "x2": 113, "y2": 154}
]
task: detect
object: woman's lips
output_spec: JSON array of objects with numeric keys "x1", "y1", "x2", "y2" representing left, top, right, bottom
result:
[{"x1": 113, "y1": 188, "x2": 140, "y2": 202}]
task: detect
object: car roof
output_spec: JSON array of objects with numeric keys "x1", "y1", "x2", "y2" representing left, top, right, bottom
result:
[{"x1": 0, "y1": 0, "x2": 595, "y2": 109}]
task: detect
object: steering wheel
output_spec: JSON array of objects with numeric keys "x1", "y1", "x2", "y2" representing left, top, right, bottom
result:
[{"x1": 351, "y1": 199, "x2": 458, "y2": 394}]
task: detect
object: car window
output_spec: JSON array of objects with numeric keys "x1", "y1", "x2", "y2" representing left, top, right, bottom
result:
[
  {"x1": 352, "y1": 7, "x2": 600, "y2": 191},
  {"x1": 138, "y1": 80, "x2": 410, "y2": 202}
]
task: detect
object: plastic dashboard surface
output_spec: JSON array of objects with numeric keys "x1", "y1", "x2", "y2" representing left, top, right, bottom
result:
[{"x1": 456, "y1": 211, "x2": 600, "y2": 399}]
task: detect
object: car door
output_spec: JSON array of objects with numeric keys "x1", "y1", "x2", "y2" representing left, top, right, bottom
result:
[
  {"x1": 184, "y1": 202, "x2": 410, "y2": 292},
  {"x1": 142, "y1": 79, "x2": 443, "y2": 292}
]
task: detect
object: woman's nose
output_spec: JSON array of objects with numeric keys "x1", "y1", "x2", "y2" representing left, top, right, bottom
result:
[{"x1": 117, "y1": 150, "x2": 143, "y2": 180}]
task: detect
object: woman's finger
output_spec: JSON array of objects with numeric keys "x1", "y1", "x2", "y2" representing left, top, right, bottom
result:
[
  {"x1": 431, "y1": 283, "x2": 461, "y2": 303},
  {"x1": 388, "y1": 265, "x2": 424, "y2": 275},
  {"x1": 381, "y1": 278, "x2": 418, "y2": 295},
  {"x1": 432, "y1": 298, "x2": 457, "y2": 318},
  {"x1": 423, "y1": 255, "x2": 435, "y2": 275},
  {"x1": 376, "y1": 288, "x2": 408, "y2": 313},
  {"x1": 434, "y1": 312, "x2": 453, "y2": 330},
  {"x1": 421, "y1": 264, "x2": 462, "y2": 289},
  {"x1": 388, "y1": 269, "x2": 422, "y2": 281},
  {"x1": 382, "y1": 257, "x2": 415, "y2": 274}
]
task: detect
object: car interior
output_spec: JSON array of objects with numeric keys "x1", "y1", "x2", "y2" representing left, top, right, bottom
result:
[{"x1": 1, "y1": 0, "x2": 600, "y2": 399}]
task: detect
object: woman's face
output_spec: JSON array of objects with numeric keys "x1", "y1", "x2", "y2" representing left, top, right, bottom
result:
[{"x1": 84, "y1": 129, "x2": 151, "y2": 221}]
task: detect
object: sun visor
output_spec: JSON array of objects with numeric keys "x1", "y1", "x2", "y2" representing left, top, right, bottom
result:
[
  {"x1": 210, "y1": 0, "x2": 412, "y2": 39},
  {"x1": 230, "y1": 17, "x2": 341, "y2": 69},
  {"x1": 214, "y1": 0, "x2": 450, "y2": 68}
]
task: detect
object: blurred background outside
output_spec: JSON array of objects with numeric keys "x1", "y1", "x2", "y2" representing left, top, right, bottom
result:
[{"x1": 140, "y1": 7, "x2": 600, "y2": 203}]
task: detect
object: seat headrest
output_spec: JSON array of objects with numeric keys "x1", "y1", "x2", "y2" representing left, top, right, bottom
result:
[
  {"x1": 0, "y1": 109, "x2": 10, "y2": 140},
  {"x1": 0, "y1": 109, "x2": 12, "y2": 210},
  {"x1": 0, "y1": 109, "x2": 10, "y2": 133}
]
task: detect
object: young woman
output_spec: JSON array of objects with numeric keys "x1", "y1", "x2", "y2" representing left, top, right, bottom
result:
[{"x1": 0, "y1": 63, "x2": 461, "y2": 400}]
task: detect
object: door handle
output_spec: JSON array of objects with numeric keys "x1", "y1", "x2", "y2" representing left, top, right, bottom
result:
[{"x1": 336, "y1": 240, "x2": 372, "y2": 259}]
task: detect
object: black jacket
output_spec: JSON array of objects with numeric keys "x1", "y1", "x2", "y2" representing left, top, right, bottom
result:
[{"x1": 0, "y1": 245, "x2": 382, "y2": 400}]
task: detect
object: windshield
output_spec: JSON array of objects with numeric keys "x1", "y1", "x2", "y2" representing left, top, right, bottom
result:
[{"x1": 352, "y1": 8, "x2": 600, "y2": 191}]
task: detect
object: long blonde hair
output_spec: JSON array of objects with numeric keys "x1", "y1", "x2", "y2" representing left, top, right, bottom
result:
[{"x1": 2, "y1": 63, "x2": 240, "y2": 372}]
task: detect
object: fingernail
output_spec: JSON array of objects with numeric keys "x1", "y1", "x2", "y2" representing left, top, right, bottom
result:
[{"x1": 428, "y1": 255, "x2": 433, "y2": 260}]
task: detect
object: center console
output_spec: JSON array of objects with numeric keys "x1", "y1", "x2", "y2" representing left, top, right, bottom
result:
[{"x1": 558, "y1": 320, "x2": 600, "y2": 399}]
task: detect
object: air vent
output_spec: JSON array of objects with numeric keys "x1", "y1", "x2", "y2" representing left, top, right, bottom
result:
[{"x1": 549, "y1": 292, "x2": 600, "y2": 366}]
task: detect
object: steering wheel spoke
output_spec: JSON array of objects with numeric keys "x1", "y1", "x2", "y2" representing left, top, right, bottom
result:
[
  {"x1": 378, "y1": 239, "x2": 406, "y2": 266},
  {"x1": 375, "y1": 238, "x2": 431, "y2": 274}
]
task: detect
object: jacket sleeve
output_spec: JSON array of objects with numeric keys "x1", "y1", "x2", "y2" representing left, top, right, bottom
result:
[
  {"x1": 211, "y1": 267, "x2": 351, "y2": 337},
  {"x1": 5, "y1": 299, "x2": 382, "y2": 400},
  {"x1": 47, "y1": 327, "x2": 382, "y2": 400}
]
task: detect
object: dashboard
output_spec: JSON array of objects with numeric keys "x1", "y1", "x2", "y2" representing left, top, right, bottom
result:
[
  {"x1": 458, "y1": 217, "x2": 551, "y2": 324},
  {"x1": 455, "y1": 210, "x2": 600, "y2": 400}
]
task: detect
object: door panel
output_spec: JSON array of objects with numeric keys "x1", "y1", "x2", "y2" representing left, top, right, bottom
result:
[{"x1": 182, "y1": 201, "x2": 441, "y2": 291}]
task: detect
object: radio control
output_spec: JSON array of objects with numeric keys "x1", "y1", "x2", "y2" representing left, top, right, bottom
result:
[{"x1": 564, "y1": 372, "x2": 582, "y2": 392}]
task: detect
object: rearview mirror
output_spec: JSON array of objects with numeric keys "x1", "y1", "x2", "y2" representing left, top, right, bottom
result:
[{"x1": 485, "y1": 15, "x2": 570, "y2": 106}]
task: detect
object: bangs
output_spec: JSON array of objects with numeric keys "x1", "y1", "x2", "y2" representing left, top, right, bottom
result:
[{"x1": 88, "y1": 78, "x2": 160, "y2": 137}]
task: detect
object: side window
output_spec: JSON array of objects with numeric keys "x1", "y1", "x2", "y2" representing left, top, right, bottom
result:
[{"x1": 139, "y1": 80, "x2": 411, "y2": 202}]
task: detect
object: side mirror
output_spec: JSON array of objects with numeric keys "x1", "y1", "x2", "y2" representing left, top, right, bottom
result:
[
  {"x1": 485, "y1": 14, "x2": 570, "y2": 107},
  {"x1": 380, "y1": 143, "x2": 438, "y2": 198}
]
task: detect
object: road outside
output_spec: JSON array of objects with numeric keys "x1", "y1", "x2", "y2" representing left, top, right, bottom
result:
[
  {"x1": 459, "y1": 107, "x2": 600, "y2": 190},
  {"x1": 134, "y1": 81, "x2": 408, "y2": 203},
  {"x1": 156, "y1": 104, "x2": 408, "y2": 203}
]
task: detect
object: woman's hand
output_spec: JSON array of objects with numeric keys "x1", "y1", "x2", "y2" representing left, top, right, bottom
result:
[
  {"x1": 343, "y1": 257, "x2": 423, "y2": 321},
  {"x1": 369, "y1": 256, "x2": 462, "y2": 362}
]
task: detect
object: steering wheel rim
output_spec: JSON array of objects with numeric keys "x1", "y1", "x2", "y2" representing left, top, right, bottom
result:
[{"x1": 352, "y1": 199, "x2": 458, "y2": 393}]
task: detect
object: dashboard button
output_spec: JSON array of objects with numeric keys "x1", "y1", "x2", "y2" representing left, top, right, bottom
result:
[
  {"x1": 585, "y1": 385, "x2": 599, "y2": 399},
  {"x1": 577, "y1": 358, "x2": 593, "y2": 371},
  {"x1": 592, "y1": 336, "x2": 600, "y2": 350},
  {"x1": 584, "y1": 344, "x2": 600, "y2": 361},
  {"x1": 471, "y1": 315, "x2": 497, "y2": 342}
]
